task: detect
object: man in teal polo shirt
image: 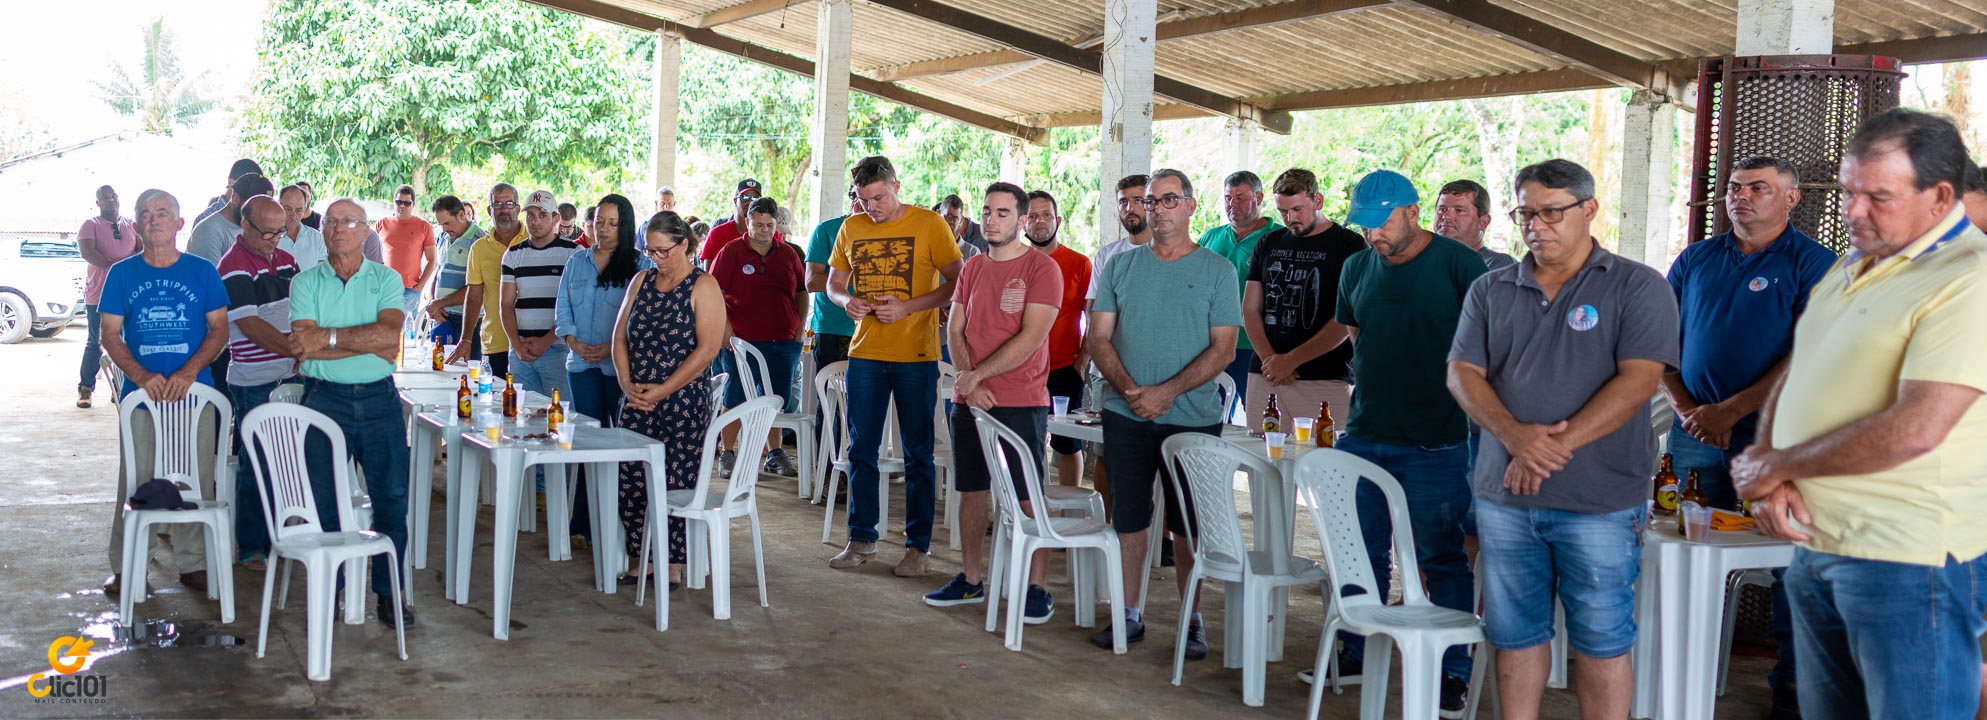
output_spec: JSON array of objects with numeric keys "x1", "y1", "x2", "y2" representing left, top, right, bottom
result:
[
  {"x1": 1196, "y1": 171, "x2": 1281, "y2": 423},
  {"x1": 288, "y1": 198, "x2": 415, "y2": 628}
]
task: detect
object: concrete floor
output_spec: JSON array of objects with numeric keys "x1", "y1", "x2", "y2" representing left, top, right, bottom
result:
[{"x1": 0, "y1": 327, "x2": 1780, "y2": 718}]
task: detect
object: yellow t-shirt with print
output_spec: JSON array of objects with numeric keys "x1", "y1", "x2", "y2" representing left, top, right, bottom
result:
[{"x1": 828, "y1": 206, "x2": 963, "y2": 363}]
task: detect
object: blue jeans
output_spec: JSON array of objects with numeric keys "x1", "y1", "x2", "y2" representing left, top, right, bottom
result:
[
  {"x1": 301, "y1": 376, "x2": 409, "y2": 597},
  {"x1": 1668, "y1": 423, "x2": 1794, "y2": 687},
  {"x1": 80, "y1": 304, "x2": 103, "y2": 391},
  {"x1": 1221, "y1": 348, "x2": 1252, "y2": 424},
  {"x1": 844, "y1": 358, "x2": 938, "y2": 551},
  {"x1": 725, "y1": 338, "x2": 801, "y2": 413},
  {"x1": 1788, "y1": 548, "x2": 1987, "y2": 719},
  {"x1": 565, "y1": 368, "x2": 625, "y2": 540},
  {"x1": 510, "y1": 341, "x2": 571, "y2": 399},
  {"x1": 1338, "y1": 434, "x2": 1475, "y2": 679},
  {"x1": 1476, "y1": 499, "x2": 1645, "y2": 657},
  {"x1": 229, "y1": 379, "x2": 298, "y2": 556}
]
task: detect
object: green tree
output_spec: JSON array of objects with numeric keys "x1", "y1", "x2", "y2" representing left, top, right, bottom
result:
[
  {"x1": 93, "y1": 17, "x2": 215, "y2": 136},
  {"x1": 241, "y1": 0, "x2": 645, "y2": 199}
]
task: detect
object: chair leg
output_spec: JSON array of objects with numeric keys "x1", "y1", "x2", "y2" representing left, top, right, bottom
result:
[
  {"x1": 305, "y1": 560, "x2": 333, "y2": 682},
  {"x1": 119, "y1": 515, "x2": 144, "y2": 625},
  {"x1": 1718, "y1": 574, "x2": 1745, "y2": 697},
  {"x1": 945, "y1": 473, "x2": 961, "y2": 551},
  {"x1": 1003, "y1": 537, "x2": 1031, "y2": 652},
  {"x1": 1073, "y1": 547, "x2": 1095, "y2": 629},
  {"x1": 1242, "y1": 584, "x2": 1269, "y2": 707},
  {"x1": 208, "y1": 519, "x2": 235, "y2": 623},
  {"x1": 796, "y1": 427, "x2": 815, "y2": 500},
  {"x1": 385, "y1": 549, "x2": 407, "y2": 661},
  {"x1": 1465, "y1": 637, "x2": 1493, "y2": 720},
  {"x1": 1398, "y1": 640, "x2": 1444, "y2": 720},
  {"x1": 984, "y1": 524, "x2": 1007, "y2": 634},
  {"x1": 1306, "y1": 621, "x2": 1333, "y2": 720},
  {"x1": 686, "y1": 518, "x2": 708, "y2": 590},
  {"x1": 652, "y1": 511, "x2": 670, "y2": 633},
  {"x1": 1172, "y1": 566, "x2": 1202, "y2": 686},
  {"x1": 636, "y1": 508, "x2": 653, "y2": 607},
  {"x1": 256, "y1": 549, "x2": 279, "y2": 659},
  {"x1": 709, "y1": 518, "x2": 732, "y2": 620},
  {"x1": 279, "y1": 557, "x2": 294, "y2": 610},
  {"x1": 1103, "y1": 545, "x2": 1128, "y2": 654},
  {"x1": 820, "y1": 466, "x2": 843, "y2": 545},
  {"x1": 1361, "y1": 634, "x2": 1396, "y2": 720},
  {"x1": 749, "y1": 507, "x2": 769, "y2": 608}
]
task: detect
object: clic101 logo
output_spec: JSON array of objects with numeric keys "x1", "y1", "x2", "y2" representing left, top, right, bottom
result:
[{"x1": 25, "y1": 636, "x2": 109, "y2": 704}]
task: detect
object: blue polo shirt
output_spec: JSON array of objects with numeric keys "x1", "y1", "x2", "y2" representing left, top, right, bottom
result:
[{"x1": 1667, "y1": 225, "x2": 1834, "y2": 428}]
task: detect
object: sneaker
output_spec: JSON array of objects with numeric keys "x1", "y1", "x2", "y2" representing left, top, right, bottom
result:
[
  {"x1": 763, "y1": 449, "x2": 798, "y2": 477},
  {"x1": 1298, "y1": 647, "x2": 1363, "y2": 685},
  {"x1": 716, "y1": 449, "x2": 737, "y2": 479},
  {"x1": 923, "y1": 573, "x2": 985, "y2": 607},
  {"x1": 828, "y1": 541, "x2": 877, "y2": 569},
  {"x1": 77, "y1": 387, "x2": 92, "y2": 409},
  {"x1": 1770, "y1": 681, "x2": 1802, "y2": 720},
  {"x1": 377, "y1": 598, "x2": 416, "y2": 629},
  {"x1": 1183, "y1": 621, "x2": 1208, "y2": 660},
  {"x1": 894, "y1": 547, "x2": 929, "y2": 577},
  {"x1": 1023, "y1": 585, "x2": 1054, "y2": 624},
  {"x1": 1439, "y1": 675, "x2": 1468, "y2": 719},
  {"x1": 1090, "y1": 617, "x2": 1145, "y2": 649}
]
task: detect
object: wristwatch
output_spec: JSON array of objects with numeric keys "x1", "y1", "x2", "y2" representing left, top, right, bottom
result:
[{"x1": 329, "y1": 328, "x2": 340, "y2": 349}]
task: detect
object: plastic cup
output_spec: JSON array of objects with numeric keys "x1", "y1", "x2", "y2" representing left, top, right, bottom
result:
[
  {"x1": 1293, "y1": 417, "x2": 1314, "y2": 444},
  {"x1": 1681, "y1": 502, "x2": 1712, "y2": 541},
  {"x1": 1265, "y1": 432, "x2": 1288, "y2": 459},
  {"x1": 1052, "y1": 396, "x2": 1070, "y2": 417}
]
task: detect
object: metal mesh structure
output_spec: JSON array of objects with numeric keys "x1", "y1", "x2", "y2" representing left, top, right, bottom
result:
[{"x1": 1687, "y1": 55, "x2": 1904, "y2": 253}]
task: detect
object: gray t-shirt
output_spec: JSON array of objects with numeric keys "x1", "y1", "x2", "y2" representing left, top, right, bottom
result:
[
  {"x1": 186, "y1": 213, "x2": 240, "y2": 265},
  {"x1": 1478, "y1": 245, "x2": 1518, "y2": 271},
  {"x1": 1093, "y1": 244, "x2": 1242, "y2": 427},
  {"x1": 1449, "y1": 242, "x2": 1679, "y2": 513}
]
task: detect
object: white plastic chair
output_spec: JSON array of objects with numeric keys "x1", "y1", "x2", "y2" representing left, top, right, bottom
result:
[
  {"x1": 1295, "y1": 449, "x2": 1488, "y2": 720},
  {"x1": 639, "y1": 396, "x2": 780, "y2": 620},
  {"x1": 815, "y1": 361, "x2": 903, "y2": 543},
  {"x1": 241, "y1": 403, "x2": 407, "y2": 681},
  {"x1": 1718, "y1": 568, "x2": 1777, "y2": 696},
  {"x1": 1163, "y1": 433, "x2": 1329, "y2": 707},
  {"x1": 708, "y1": 372, "x2": 729, "y2": 426},
  {"x1": 728, "y1": 337, "x2": 818, "y2": 500},
  {"x1": 115, "y1": 385, "x2": 236, "y2": 626},
  {"x1": 269, "y1": 383, "x2": 305, "y2": 404},
  {"x1": 971, "y1": 408, "x2": 1129, "y2": 653},
  {"x1": 1139, "y1": 372, "x2": 1238, "y2": 599}
]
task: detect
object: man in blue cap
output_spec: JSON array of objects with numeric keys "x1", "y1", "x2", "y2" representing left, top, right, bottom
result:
[{"x1": 1326, "y1": 168, "x2": 1486, "y2": 716}]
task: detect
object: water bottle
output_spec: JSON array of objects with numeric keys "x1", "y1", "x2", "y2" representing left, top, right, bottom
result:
[{"x1": 477, "y1": 359, "x2": 493, "y2": 399}]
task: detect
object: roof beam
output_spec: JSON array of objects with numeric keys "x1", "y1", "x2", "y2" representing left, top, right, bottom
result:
[
  {"x1": 869, "y1": 50, "x2": 1032, "y2": 82},
  {"x1": 862, "y1": 0, "x2": 1293, "y2": 133},
  {"x1": 1258, "y1": 68, "x2": 1614, "y2": 112},
  {"x1": 1391, "y1": 0, "x2": 1659, "y2": 89},
  {"x1": 522, "y1": 0, "x2": 1047, "y2": 144},
  {"x1": 1839, "y1": 32, "x2": 1987, "y2": 64},
  {"x1": 685, "y1": 0, "x2": 799, "y2": 28},
  {"x1": 1020, "y1": 104, "x2": 1218, "y2": 128}
]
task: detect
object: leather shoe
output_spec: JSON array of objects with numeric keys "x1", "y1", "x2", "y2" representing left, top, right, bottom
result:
[
  {"x1": 894, "y1": 548, "x2": 929, "y2": 577},
  {"x1": 829, "y1": 541, "x2": 877, "y2": 570}
]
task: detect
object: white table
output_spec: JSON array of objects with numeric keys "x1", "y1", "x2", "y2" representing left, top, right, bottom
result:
[
  {"x1": 1629, "y1": 523, "x2": 1794, "y2": 720},
  {"x1": 452, "y1": 424, "x2": 667, "y2": 640},
  {"x1": 404, "y1": 391, "x2": 578, "y2": 593}
]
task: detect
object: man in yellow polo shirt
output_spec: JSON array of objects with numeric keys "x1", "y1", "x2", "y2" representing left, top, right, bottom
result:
[
  {"x1": 825, "y1": 155, "x2": 963, "y2": 575},
  {"x1": 446, "y1": 183, "x2": 523, "y2": 377},
  {"x1": 1734, "y1": 109, "x2": 1987, "y2": 718}
]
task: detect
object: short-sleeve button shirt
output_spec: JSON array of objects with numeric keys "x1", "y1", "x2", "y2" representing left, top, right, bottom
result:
[
  {"x1": 1668, "y1": 226, "x2": 1835, "y2": 425},
  {"x1": 288, "y1": 260, "x2": 404, "y2": 384}
]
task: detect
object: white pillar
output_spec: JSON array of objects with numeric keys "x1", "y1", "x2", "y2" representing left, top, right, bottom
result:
[
  {"x1": 1098, "y1": 0, "x2": 1155, "y2": 248},
  {"x1": 1220, "y1": 117, "x2": 1258, "y2": 184},
  {"x1": 1000, "y1": 137, "x2": 1029, "y2": 185},
  {"x1": 1735, "y1": 0, "x2": 1833, "y2": 55},
  {"x1": 808, "y1": 0, "x2": 853, "y2": 228},
  {"x1": 650, "y1": 30, "x2": 681, "y2": 210},
  {"x1": 1618, "y1": 90, "x2": 1676, "y2": 268}
]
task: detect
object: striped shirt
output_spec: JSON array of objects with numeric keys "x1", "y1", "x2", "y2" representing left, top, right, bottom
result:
[
  {"x1": 500, "y1": 237, "x2": 581, "y2": 338},
  {"x1": 218, "y1": 244, "x2": 300, "y2": 387}
]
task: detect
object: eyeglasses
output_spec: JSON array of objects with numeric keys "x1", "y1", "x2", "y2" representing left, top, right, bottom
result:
[
  {"x1": 644, "y1": 242, "x2": 682, "y2": 258},
  {"x1": 240, "y1": 217, "x2": 281, "y2": 241},
  {"x1": 326, "y1": 218, "x2": 366, "y2": 230},
  {"x1": 1508, "y1": 199, "x2": 1590, "y2": 226},
  {"x1": 394, "y1": 199, "x2": 413, "y2": 207},
  {"x1": 491, "y1": 201, "x2": 520, "y2": 210},
  {"x1": 1138, "y1": 194, "x2": 1190, "y2": 210},
  {"x1": 111, "y1": 223, "x2": 121, "y2": 240}
]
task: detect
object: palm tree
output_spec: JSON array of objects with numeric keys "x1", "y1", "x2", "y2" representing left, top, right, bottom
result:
[{"x1": 93, "y1": 17, "x2": 215, "y2": 136}]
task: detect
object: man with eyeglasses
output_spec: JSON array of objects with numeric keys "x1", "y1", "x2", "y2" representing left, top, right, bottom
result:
[
  {"x1": 76, "y1": 184, "x2": 140, "y2": 409},
  {"x1": 500, "y1": 190, "x2": 581, "y2": 399},
  {"x1": 375, "y1": 184, "x2": 438, "y2": 336},
  {"x1": 1087, "y1": 168, "x2": 1239, "y2": 656},
  {"x1": 1449, "y1": 159, "x2": 1677, "y2": 719},
  {"x1": 449, "y1": 183, "x2": 525, "y2": 376},
  {"x1": 1331, "y1": 168, "x2": 1487, "y2": 714},
  {"x1": 699, "y1": 178, "x2": 776, "y2": 265},
  {"x1": 217, "y1": 195, "x2": 301, "y2": 570},
  {"x1": 1196, "y1": 171, "x2": 1281, "y2": 424},
  {"x1": 425, "y1": 194, "x2": 487, "y2": 350},
  {"x1": 276, "y1": 184, "x2": 329, "y2": 271}
]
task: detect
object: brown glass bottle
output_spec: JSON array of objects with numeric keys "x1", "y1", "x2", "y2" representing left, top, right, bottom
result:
[
  {"x1": 547, "y1": 389, "x2": 564, "y2": 427},
  {"x1": 502, "y1": 374, "x2": 518, "y2": 419},
  {"x1": 1315, "y1": 400, "x2": 1335, "y2": 448},
  {"x1": 1651, "y1": 452, "x2": 1679, "y2": 516},
  {"x1": 456, "y1": 375, "x2": 471, "y2": 419},
  {"x1": 1677, "y1": 468, "x2": 1708, "y2": 534},
  {"x1": 432, "y1": 340, "x2": 445, "y2": 371},
  {"x1": 1262, "y1": 393, "x2": 1282, "y2": 435}
]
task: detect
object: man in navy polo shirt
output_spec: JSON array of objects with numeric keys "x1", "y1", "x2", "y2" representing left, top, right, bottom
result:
[{"x1": 1659, "y1": 155, "x2": 1834, "y2": 718}]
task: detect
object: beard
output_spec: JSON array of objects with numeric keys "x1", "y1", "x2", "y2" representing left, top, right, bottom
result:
[{"x1": 1120, "y1": 215, "x2": 1146, "y2": 235}]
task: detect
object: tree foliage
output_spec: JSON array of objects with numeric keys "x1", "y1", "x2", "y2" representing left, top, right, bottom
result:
[
  {"x1": 240, "y1": 0, "x2": 644, "y2": 199},
  {"x1": 93, "y1": 17, "x2": 215, "y2": 136}
]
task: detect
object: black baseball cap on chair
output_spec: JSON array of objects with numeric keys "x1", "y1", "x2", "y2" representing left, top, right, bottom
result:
[{"x1": 129, "y1": 478, "x2": 196, "y2": 511}]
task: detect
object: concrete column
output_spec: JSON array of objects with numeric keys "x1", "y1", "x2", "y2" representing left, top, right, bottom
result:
[
  {"x1": 1618, "y1": 90, "x2": 1676, "y2": 267},
  {"x1": 1735, "y1": 0, "x2": 1833, "y2": 55},
  {"x1": 1098, "y1": 0, "x2": 1155, "y2": 247},
  {"x1": 808, "y1": 0, "x2": 853, "y2": 228},
  {"x1": 999, "y1": 137, "x2": 1029, "y2": 185},
  {"x1": 650, "y1": 30, "x2": 681, "y2": 210},
  {"x1": 1220, "y1": 117, "x2": 1258, "y2": 183}
]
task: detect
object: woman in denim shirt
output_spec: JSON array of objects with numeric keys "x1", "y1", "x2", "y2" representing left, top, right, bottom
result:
[{"x1": 553, "y1": 193, "x2": 650, "y2": 546}]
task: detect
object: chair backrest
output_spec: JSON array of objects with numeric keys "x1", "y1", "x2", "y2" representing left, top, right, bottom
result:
[
  {"x1": 970, "y1": 407, "x2": 1072, "y2": 543},
  {"x1": 1214, "y1": 373, "x2": 1237, "y2": 424},
  {"x1": 269, "y1": 383, "x2": 305, "y2": 404},
  {"x1": 1292, "y1": 448, "x2": 1428, "y2": 610},
  {"x1": 117, "y1": 384, "x2": 233, "y2": 503},
  {"x1": 240, "y1": 402, "x2": 355, "y2": 541},
  {"x1": 934, "y1": 362, "x2": 958, "y2": 450},
  {"x1": 814, "y1": 360, "x2": 849, "y2": 464},
  {"x1": 688, "y1": 396, "x2": 782, "y2": 510},
  {"x1": 707, "y1": 371, "x2": 729, "y2": 425},
  {"x1": 727, "y1": 337, "x2": 783, "y2": 406},
  {"x1": 1161, "y1": 433, "x2": 1269, "y2": 572}
]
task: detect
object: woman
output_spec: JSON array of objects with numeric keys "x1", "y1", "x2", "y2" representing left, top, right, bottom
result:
[
  {"x1": 555, "y1": 193, "x2": 650, "y2": 548},
  {"x1": 613, "y1": 211, "x2": 725, "y2": 588}
]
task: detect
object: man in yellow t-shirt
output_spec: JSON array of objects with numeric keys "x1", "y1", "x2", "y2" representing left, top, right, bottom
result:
[
  {"x1": 825, "y1": 155, "x2": 964, "y2": 575},
  {"x1": 1734, "y1": 109, "x2": 1987, "y2": 718},
  {"x1": 447, "y1": 183, "x2": 526, "y2": 377}
]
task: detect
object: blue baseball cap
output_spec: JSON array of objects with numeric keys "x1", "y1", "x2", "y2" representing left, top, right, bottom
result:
[{"x1": 1346, "y1": 170, "x2": 1420, "y2": 229}]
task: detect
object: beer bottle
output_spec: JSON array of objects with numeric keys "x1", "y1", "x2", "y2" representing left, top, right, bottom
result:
[
  {"x1": 1262, "y1": 393, "x2": 1282, "y2": 435},
  {"x1": 1678, "y1": 468, "x2": 1709, "y2": 534},
  {"x1": 547, "y1": 389, "x2": 565, "y2": 427},
  {"x1": 432, "y1": 339, "x2": 445, "y2": 371},
  {"x1": 456, "y1": 375, "x2": 472, "y2": 419},
  {"x1": 1651, "y1": 452, "x2": 1679, "y2": 516},
  {"x1": 502, "y1": 374, "x2": 518, "y2": 419},
  {"x1": 1315, "y1": 400, "x2": 1335, "y2": 448}
]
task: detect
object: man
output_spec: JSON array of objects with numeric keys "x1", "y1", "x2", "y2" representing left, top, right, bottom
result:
[
  {"x1": 194, "y1": 159, "x2": 263, "y2": 227},
  {"x1": 1086, "y1": 168, "x2": 1237, "y2": 657},
  {"x1": 276, "y1": 184, "x2": 329, "y2": 271},
  {"x1": 448, "y1": 184, "x2": 524, "y2": 377},
  {"x1": 374, "y1": 184, "x2": 438, "y2": 335},
  {"x1": 1966, "y1": 159, "x2": 1986, "y2": 229},
  {"x1": 825, "y1": 155, "x2": 964, "y2": 575},
  {"x1": 217, "y1": 196, "x2": 301, "y2": 569},
  {"x1": 294, "y1": 180, "x2": 322, "y2": 230},
  {"x1": 700, "y1": 178, "x2": 771, "y2": 264},
  {"x1": 1027, "y1": 190, "x2": 1092, "y2": 489},
  {"x1": 425, "y1": 194, "x2": 486, "y2": 349},
  {"x1": 655, "y1": 186, "x2": 677, "y2": 215},
  {"x1": 1196, "y1": 171, "x2": 1282, "y2": 423},
  {"x1": 1082, "y1": 173, "x2": 1154, "y2": 511},
  {"x1": 1448, "y1": 159, "x2": 1677, "y2": 719},
  {"x1": 556, "y1": 202, "x2": 591, "y2": 247},
  {"x1": 98, "y1": 188, "x2": 231, "y2": 597},
  {"x1": 1434, "y1": 179, "x2": 1516, "y2": 271},
  {"x1": 1333, "y1": 168, "x2": 1487, "y2": 713},
  {"x1": 1241, "y1": 168, "x2": 1361, "y2": 436},
  {"x1": 709, "y1": 196, "x2": 807, "y2": 478},
  {"x1": 1732, "y1": 109, "x2": 1987, "y2": 719},
  {"x1": 1660, "y1": 155, "x2": 1834, "y2": 717},
  {"x1": 189, "y1": 172, "x2": 275, "y2": 264},
  {"x1": 936, "y1": 194, "x2": 989, "y2": 255},
  {"x1": 933, "y1": 196, "x2": 981, "y2": 366},
  {"x1": 289, "y1": 198, "x2": 415, "y2": 628},
  {"x1": 76, "y1": 184, "x2": 139, "y2": 409},
  {"x1": 923, "y1": 182, "x2": 1062, "y2": 621},
  {"x1": 806, "y1": 190, "x2": 861, "y2": 385},
  {"x1": 500, "y1": 190, "x2": 581, "y2": 398}
]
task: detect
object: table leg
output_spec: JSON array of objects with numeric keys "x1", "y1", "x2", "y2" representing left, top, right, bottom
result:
[
  {"x1": 492, "y1": 451, "x2": 524, "y2": 640},
  {"x1": 452, "y1": 443, "x2": 483, "y2": 604},
  {"x1": 409, "y1": 424, "x2": 436, "y2": 571},
  {"x1": 547, "y1": 464, "x2": 570, "y2": 562},
  {"x1": 1631, "y1": 541, "x2": 1660, "y2": 719},
  {"x1": 1656, "y1": 544, "x2": 1727, "y2": 720},
  {"x1": 442, "y1": 432, "x2": 463, "y2": 590}
]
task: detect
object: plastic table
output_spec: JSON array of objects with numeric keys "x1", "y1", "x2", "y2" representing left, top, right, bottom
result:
[{"x1": 1629, "y1": 523, "x2": 1794, "y2": 719}]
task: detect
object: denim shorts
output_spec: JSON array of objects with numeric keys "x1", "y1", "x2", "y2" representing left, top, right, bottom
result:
[{"x1": 1476, "y1": 498, "x2": 1645, "y2": 658}]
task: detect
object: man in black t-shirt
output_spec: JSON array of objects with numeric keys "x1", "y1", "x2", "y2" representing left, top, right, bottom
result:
[{"x1": 1242, "y1": 168, "x2": 1366, "y2": 427}]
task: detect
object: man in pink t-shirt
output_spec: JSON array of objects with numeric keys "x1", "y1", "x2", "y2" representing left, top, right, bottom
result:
[
  {"x1": 920, "y1": 181, "x2": 1064, "y2": 620},
  {"x1": 373, "y1": 184, "x2": 437, "y2": 334},
  {"x1": 75, "y1": 184, "x2": 140, "y2": 408}
]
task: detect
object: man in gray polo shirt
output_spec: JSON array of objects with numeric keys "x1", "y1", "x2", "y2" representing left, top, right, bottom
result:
[{"x1": 1447, "y1": 159, "x2": 1678, "y2": 720}]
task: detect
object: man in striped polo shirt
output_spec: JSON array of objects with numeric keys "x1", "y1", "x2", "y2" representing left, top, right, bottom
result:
[
  {"x1": 501, "y1": 190, "x2": 581, "y2": 397},
  {"x1": 218, "y1": 195, "x2": 301, "y2": 568}
]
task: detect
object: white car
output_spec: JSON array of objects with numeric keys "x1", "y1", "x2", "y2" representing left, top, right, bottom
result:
[{"x1": 0, "y1": 236, "x2": 87, "y2": 344}]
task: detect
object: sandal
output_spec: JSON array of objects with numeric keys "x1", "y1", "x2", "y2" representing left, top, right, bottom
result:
[{"x1": 239, "y1": 552, "x2": 267, "y2": 571}]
